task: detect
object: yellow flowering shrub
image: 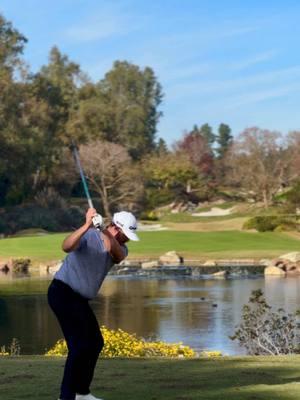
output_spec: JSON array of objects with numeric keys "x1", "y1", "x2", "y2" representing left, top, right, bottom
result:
[
  {"x1": 200, "y1": 350, "x2": 222, "y2": 358},
  {"x1": 46, "y1": 326, "x2": 195, "y2": 358},
  {"x1": 0, "y1": 346, "x2": 9, "y2": 356}
]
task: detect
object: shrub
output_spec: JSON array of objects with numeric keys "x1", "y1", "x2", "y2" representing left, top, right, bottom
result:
[
  {"x1": 0, "y1": 346, "x2": 9, "y2": 356},
  {"x1": 200, "y1": 351, "x2": 222, "y2": 358},
  {"x1": 0, "y1": 338, "x2": 21, "y2": 356},
  {"x1": 139, "y1": 210, "x2": 159, "y2": 221},
  {"x1": 46, "y1": 326, "x2": 195, "y2": 358},
  {"x1": 1, "y1": 203, "x2": 85, "y2": 235},
  {"x1": 230, "y1": 289, "x2": 300, "y2": 355},
  {"x1": 243, "y1": 215, "x2": 299, "y2": 232}
]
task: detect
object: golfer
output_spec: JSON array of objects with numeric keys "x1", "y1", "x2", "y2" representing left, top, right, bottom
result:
[{"x1": 48, "y1": 208, "x2": 139, "y2": 400}]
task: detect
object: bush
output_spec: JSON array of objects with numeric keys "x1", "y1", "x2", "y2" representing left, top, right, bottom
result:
[
  {"x1": 230, "y1": 289, "x2": 300, "y2": 355},
  {"x1": 1, "y1": 203, "x2": 85, "y2": 235},
  {"x1": 46, "y1": 326, "x2": 195, "y2": 358},
  {"x1": 0, "y1": 338, "x2": 21, "y2": 356},
  {"x1": 243, "y1": 215, "x2": 299, "y2": 232},
  {"x1": 144, "y1": 187, "x2": 175, "y2": 210},
  {"x1": 139, "y1": 210, "x2": 159, "y2": 221}
]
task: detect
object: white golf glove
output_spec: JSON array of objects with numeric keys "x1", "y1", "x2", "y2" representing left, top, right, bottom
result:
[{"x1": 92, "y1": 213, "x2": 103, "y2": 231}]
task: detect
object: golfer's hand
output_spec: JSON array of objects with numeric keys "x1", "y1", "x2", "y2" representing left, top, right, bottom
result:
[
  {"x1": 85, "y1": 208, "x2": 97, "y2": 227},
  {"x1": 62, "y1": 210, "x2": 95, "y2": 253}
]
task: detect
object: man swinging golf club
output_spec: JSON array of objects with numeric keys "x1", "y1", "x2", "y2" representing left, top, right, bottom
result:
[{"x1": 48, "y1": 208, "x2": 139, "y2": 400}]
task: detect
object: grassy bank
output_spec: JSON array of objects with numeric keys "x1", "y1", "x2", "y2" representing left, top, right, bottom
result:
[
  {"x1": 1, "y1": 356, "x2": 300, "y2": 399},
  {"x1": 1, "y1": 230, "x2": 300, "y2": 262}
]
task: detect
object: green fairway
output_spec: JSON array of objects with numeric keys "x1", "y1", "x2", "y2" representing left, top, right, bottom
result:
[
  {"x1": 0, "y1": 356, "x2": 300, "y2": 400},
  {"x1": 0, "y1": 230, "x2": 300, "y2": 262},
  {"x1": 0, "y1": 233, "x2": 67, "y2": 262}
]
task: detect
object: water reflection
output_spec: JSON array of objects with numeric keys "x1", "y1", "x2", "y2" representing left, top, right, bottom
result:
[{"x1": 0, "y1": 275, "x2": 299, "y2": 355}]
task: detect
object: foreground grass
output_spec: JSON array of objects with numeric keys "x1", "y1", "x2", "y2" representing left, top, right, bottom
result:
[
  {"x1": 1, "y1": 230, "x2": 300, "y2": 262},
  {"x1": 0, "y1": 356, "x2": 300, "y2": 399}
]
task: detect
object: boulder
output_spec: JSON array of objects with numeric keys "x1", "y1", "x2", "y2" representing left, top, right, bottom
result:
[
  {"x1": 212, "y1": 270, "x2": 229, "y2": 278},
  {"x1": 159, "y1": 251, "x2": 183, "y2": 266},
  {"x1": 284, "y1": 262, "x2": 298, "y2": 272},
  {"x1": 286, "y1": 267, "x2": 300, "y2": 275},
  {"x1": 284, "y1": 263, "x2": 300, "y2": 275},
  {"x1": 141, "y1": 261, "x2": 159, "y2": 269},
  {"x1": 264, "y1": 266, "x2": 286, "y2": 276},
  {"x1": 259, "y1": 259, "x2": 272, "y2": 267},
  {"x1": 46, "y1": 261, "x2": 62, "y2": 275},
  {"x1": 273, "y1": 259, "x2": 285, "y2": 267},
  {"x1": 203, "y1": 260, "x2": 217, "y2": 266},
  {"x1": 12, "y1": 258, "x2": 31, "y2": 273},
  {"x1": 279, "y1": 252, "x2": 300, "y2": 263}
]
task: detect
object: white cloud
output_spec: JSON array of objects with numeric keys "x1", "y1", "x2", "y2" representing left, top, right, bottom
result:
[
  {"x1": 166, "y1": 65, "x2": 300, "y2": 100},
  {"x1": 230, "y1": 50, "x2": 278, "y2": 71},
  {"x1": 219, "y1": 25, "x2": 260, "y2": 38},
  {"x1": 65, "y1": 3, "x2": 142, "y2": 42},
  {"x1": 66, "y1": 20, "x2": 122, "y2": 42},
  {"x1": 225, "y1": 82, "x2": 300, "y2": 109}
]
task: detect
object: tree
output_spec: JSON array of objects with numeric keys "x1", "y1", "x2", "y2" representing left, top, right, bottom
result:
[
  {"x1": 216, "y1": 123, "x2": 233, "y2": 159},
  {"x1": 175, "y1": 130, "x2": 214, "y2": 177},
  {"x1": 35, "y1": 46, "x2": 85, "y2": 143},
  {"x1": 96, "y1": 61, "x2": 163, "y2": 159},
  {"x1": 282, "y1": 180, "x2": 300, "y2": 213},
  {"x1": 156, "y1": 138, "x2": 169, "y2": 155},
  {"x1": 0, "y1": 13, "x2": 27, "y2": 71},
  {"x1": 27, "y1": 47, "x2": 87, "y2": 191},
  {"x1": 0, "y1": 14, "x2": 30, "y2": 204},
  {"x1": 214, "y1": 123, "x2": 233, "y2": 183},
  {"x1": 79, "y1": 141, "x2": 143, "y2": 217},
  {"x1": 200, "y1": 123, "x2": 215, "y2": 148},
  {"x1": 225, "y1": 127, "x2": 289, "y2": 208},
  {"x1": 285, "y1": 131, "x2": 300, "y2": 184},
  {"x1": 142, "y1": 152, "x2": 201, "y2": 209}
]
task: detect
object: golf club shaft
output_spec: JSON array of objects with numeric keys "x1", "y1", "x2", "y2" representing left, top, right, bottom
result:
[{"x1": 71, "y1": 143, "x2": 94, "y2": 209}]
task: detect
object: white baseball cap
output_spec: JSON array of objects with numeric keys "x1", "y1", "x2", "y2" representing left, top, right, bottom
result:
[{"x1": 113, "y1": 211, "x2": 139, "y2": 241}]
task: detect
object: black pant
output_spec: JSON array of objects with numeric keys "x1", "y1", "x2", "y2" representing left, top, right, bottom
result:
[{"x1": 48, "y1": 279, "x2": 104, "y2": 400}]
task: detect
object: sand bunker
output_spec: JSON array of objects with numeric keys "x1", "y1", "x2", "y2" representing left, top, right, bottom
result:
[
  {"x1": 192, "y1": 207, "x2": 234, "y2": 217},
  {"x1": 138, "y1": 224, "x2": 169, "y2": 231}
]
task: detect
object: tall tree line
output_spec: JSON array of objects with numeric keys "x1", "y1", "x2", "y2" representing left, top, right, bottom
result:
[
  {"x1": 0, "y1": 14, "x2": 163, "y2": 207},
  {"x1": 2, "y1": 13, "x2": 300, "y2": 225}
]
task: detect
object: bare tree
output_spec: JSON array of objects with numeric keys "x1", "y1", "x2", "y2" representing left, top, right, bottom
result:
[
  {"x1": 225, "y1": 127, "x2": 290, "y2": 208},
  {"x1": 79, "y1": 140, "x2": 143, "y2": 217},
  {"x1": 286, "y1": 131, "x2": 300, "y2": 182}
]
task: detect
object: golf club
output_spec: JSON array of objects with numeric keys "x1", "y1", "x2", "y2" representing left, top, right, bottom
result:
[{"x1": 71, "y1": 141, "x2": 103, "y2": 231}]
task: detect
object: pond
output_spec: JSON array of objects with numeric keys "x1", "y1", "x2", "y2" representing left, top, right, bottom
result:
[{"x1": 0, "y1": 274, "x2": 299, "y2": 355}]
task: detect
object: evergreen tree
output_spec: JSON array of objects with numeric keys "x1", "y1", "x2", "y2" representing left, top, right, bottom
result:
[
  {"x1": 156, "y1": 138, "x2": 169, "y2": 155},
  {"x1": 200, "y1": 123, "x2": 215, "y2": 148},
  {"x1": 216, "y1": 123, "x2": 233, "y2": 159}
]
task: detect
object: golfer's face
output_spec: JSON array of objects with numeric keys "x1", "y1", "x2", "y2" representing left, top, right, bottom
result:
[{"x1": 116, "y1": 229, "x2": 129, "y2": 244}]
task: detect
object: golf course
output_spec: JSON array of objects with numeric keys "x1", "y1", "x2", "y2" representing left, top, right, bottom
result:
[{"x1": 1, "y1": 228, "x2": 300, "y2": 262}]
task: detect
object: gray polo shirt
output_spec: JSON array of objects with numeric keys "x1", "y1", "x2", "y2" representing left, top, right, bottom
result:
[{"x1": 55, "y1": 228, "x2": 127, "y2": 299}]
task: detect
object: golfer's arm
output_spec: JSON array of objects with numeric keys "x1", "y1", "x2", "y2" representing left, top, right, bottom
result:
[
  {"x1": 102, "y1": 230, "x2": 126, "y2": 264},
  {"x1": 62, "y1": 223, "x2": 90, "y2": 253}
]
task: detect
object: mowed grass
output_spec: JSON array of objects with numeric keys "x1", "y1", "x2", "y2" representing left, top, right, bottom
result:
[
  {"x1": 1, "y1": 230, "x2": 300, "y2": 262},
  {"x1": 1, "y1": 356, "x2": 300, "y2": 400}
]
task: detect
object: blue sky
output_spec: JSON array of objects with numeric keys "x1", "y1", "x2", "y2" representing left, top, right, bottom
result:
[{"x1": 2, "y1": 0, "x2": 300, "y2": 144}]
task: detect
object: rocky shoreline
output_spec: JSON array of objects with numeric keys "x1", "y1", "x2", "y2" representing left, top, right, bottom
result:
[
  {"x1": 109, "y1": 263, "x2": 266, "y2": 278},
  {"x1": 2, "y1": 251, "x2": 300, "y2": 279}
]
